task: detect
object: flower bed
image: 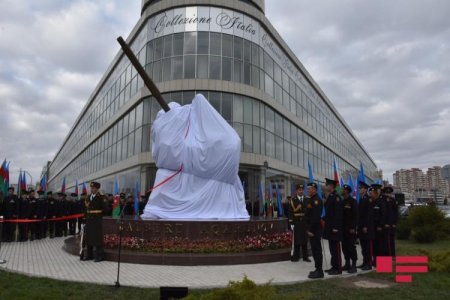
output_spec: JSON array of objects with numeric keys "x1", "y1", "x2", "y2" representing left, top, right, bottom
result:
[{"x1": 103, "y1": 232, "x2": 292, "y2": 254}]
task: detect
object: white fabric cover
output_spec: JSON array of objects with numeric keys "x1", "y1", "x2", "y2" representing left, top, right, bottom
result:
[{"x1": 142, "y1": 94, "x2": 249, "y2": 219}]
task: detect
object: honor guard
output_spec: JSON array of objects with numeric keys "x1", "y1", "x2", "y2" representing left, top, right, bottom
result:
[
  {"x1": 357, "y1": 181, "x2": 374, "y2": 270},
  {"x1": 382, "y1": 186, "x2": 398, "y2": 257},
  {"x1": 68, "y1": 193, "x2": 78, "y2": 235},
  {"x1": 81, "y1": 181, "x2": 105, "y2": 262},
  {"x1": 370, "y1": 183, "x2": 387, "y2": 265},
  {"x1": 46, "y1": 191, "x2": 57, "y2": 238},
  {"x1": 323, "y1": 178, "x2": 343, "y2": 275},
  {"x1": 36, "y1": 191, "x2": 48, "y2": 239},
  {"x1": 4, "y1": 187, "x2": 19, "y2": 242},
  {"x1": 18, "y1": 190, "x2": 31, "y2": 241},
  {"x1": 288, "y1": 184, "x2": 310, "y2": 262},
  {"x1": 28, "y1": 189, "x2": 37, "y2": 241},
  {"x1": 341, "y1": 184, "x2": 358, "y2": 273},
  {"x1": 306, "y1": 182, "x2": 324, "y2": 279}
]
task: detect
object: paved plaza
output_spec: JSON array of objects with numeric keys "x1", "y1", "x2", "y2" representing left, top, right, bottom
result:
[{"x1": 0, "y1": 237, "x2": 366, "y2": 288}]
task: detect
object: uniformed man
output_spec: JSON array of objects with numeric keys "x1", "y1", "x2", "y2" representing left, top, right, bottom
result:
[
  {"x1": 3, "y1": 187, "x2": 19, "y2": 242},
  {"x1": 306, "y1": 182, "x2": 324, "y2": 279},
  {"x1": 370, "y1": 183, "x2": 386, "y2": 266},
  {"x1": 323, "y1": 178, "x2": 343, "y2": 275},
  {"x1": 28, "y1": 190, "x2": 38, "y2": 241},
  {"x1": 81, "y1": 181, "x2": 105, "y2": 262},
  {"x1": 76, "y1": 190, "x2": 86, "y2": 234},
  {"x1": 382, "y1": 186, "x2": 398, "y2": 257},
  {"x1": 68, "y1": 193, "x2": 78, "y2": 235},
  {"x1": 357, "y1": 181, "x2": 374, "y2": 270},
  {"x1": 341, "y1": 184, "x2": 358, "y2": 273},
  {"x1": 35, "y1": 190, "x2": 48, "y2": 239},
  {"x1": 18, "y1": 190, "x2": 31, "y2": 241},
  {"x1": 124, "y1": 194, "x2": 134, "y2": 216},
  {"x1": 288, "y1": 184, "x2": 310, "y2": 262},
  {"x1": 46, "y1": 191, "x2": 57, "y2": 238}
]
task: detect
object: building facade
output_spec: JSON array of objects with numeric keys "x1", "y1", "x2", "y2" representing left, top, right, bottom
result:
[{"x1": 47, "y1": 0, "x2": 377, "y2": 207}]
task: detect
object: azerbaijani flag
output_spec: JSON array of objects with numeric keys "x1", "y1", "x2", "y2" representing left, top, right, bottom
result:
[
  {"x1": 18, "y1": 170, "x2": 22, "y2": 196},
  {"x1": 112, "y1": 177, "x2": 121, "y2": 217},
  {"x1": 81, "y1": 181, "x2": 87, "y2": 195},
  {"x1": 134, "y1": 180, "x2": 140, "y2": 217},
  {"x1": 21, "y1": 171, "x2": 26, "y2": 191},
  {"x1": 61, "y1": 177, "x2": 66, "y2": 194},
  {"x1": 0, "y1": 160, "x2": 6, "y2": 195},
  {"x1": 348, "y1": 174, "x2": 356, "y2": 198},
  {"x1": 275, "y1": 182, "x2": 283, "y2": 217},
  {"x1": 258, "y1": 182, "x2": 264, "y2": 215},
  {"x1": 333, "y1": 158, "x2": 342, "y2": 197},
  {"x1": 75, "y1": 179, "x2": 79, "y2": 200}
]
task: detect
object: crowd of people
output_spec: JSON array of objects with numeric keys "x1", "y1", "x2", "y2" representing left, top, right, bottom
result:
[
  {"x1": 286, "y1": 179, "x2": 398, "y2": 279},
  {"x1": 0, "y1": 186, "x2": 149, "y2": 243}
]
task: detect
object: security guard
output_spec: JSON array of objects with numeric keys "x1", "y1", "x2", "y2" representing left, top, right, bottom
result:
[
  {"x1": 341, "y1": 184, "x2": 358, "y2": 273},
  {"x1": 306, "y1": 182, "x2": 324, "y2": 279},
  {"x1": 370, "y1": 183, "x2": 386, "y2": 266},
  {"x1": 81, "y1": 181, "x2": 105, "y2": 262},
  {"x1": 323, "y1": 178, "x2": 343, "y2": 275},
  {"x1": 357, "y1": 181, "x2": 374, "y2": 270},
  {"x1": 382, "y1": 186, "x2": 398, "y2": 257},
  {"x1": 288, "y1": 184, "x2": 310, "y2": 262}
]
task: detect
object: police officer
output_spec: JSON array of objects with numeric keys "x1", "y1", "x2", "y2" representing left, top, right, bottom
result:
[
  {"x1": 306, "y1": 182, "x2": 324, "y2": 279},
  {"x1": 35, "y1": 191, "x2": 47, "y2": 239},
  {"x1": 371, "y1": 183, "x2": 386, "y2": 265},
  {"x1": 382, "y1": 186, "x2": 398, "y2": 257},
  {"x1": 81, "y1": 181, "x2": 105, "y2": 262},
  {"x1": 3, "y1": 187, "x2": 19, "y2": 242},
  {"x1": 357, "y1": 181, "x2": 374, "y2": 270},
  {"x1": 288, "y1": 184, "x2": 310, "y2": 262},
  {"x1": 341, "y1": 184, "x2": 358, "y2": 273},
  {"x1": 47, "y1": 191, "x2": 57, "y2": 238},
  {"x1": 323, "y1": 178, "x2": 343, "y2": 275}
]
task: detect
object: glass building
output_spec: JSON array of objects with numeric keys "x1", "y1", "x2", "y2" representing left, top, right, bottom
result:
[{"x1": 47, "y1": 0, "x2": 377, "y2": 210}]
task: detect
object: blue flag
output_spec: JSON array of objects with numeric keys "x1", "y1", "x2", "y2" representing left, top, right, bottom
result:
[
  {"x1": 258, "y1": 183, "x2": 264, "y2": 215},
  {"x1": 134, "y1": 180, "x2": 140, "y2": 217},
  {"x1": 113, "y1": 177, "x2": 120, "y2": 195},
  {"x1": 275, "y1": 183, "x2": 283, "y2": 217},
  {"x1": 303, "y1": 179, "x2": 309, "y2": 197},
  {"x1": 308, "y1": 159, "x2": 314, "y2": 183}
]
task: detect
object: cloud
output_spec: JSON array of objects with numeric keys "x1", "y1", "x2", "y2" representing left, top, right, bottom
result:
[{"x1": 266, "y1": 0, "x2": 450, "y2": 181}]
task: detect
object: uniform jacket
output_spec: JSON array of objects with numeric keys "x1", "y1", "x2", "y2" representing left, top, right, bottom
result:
[{"x1": 323, "y1": 191, "x2": 343, "y2": 241}]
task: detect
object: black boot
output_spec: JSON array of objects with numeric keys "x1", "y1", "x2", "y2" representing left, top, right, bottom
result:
[
  {"x1": 308, "y1": 269, "x2": 324, "y2": 279},
  {"x1": 348, "y1": 262, "x2": 357, "y2": 274},
  {"x1": 342, "y1": 261, "x2": 350, "y2": 271},
  {"x1": 94, "y1": 247, "x2": 104, "y2": 263}
]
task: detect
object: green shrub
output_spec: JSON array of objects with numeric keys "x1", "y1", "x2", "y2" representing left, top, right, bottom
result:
[
  {"x1": 396, "y1": 217, "x2": 411, "y2": 240},
  {"x1": 419, "y1": 249, "x2": 450, "y2": 272},
  {"x1": 408, "y1": 206, "x2": 447, "y2": 243},
  {"x1": 185, "y1": 276, "x2": 276, "y2": 300}
]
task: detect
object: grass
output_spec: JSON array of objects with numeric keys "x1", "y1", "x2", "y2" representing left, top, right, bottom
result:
[{"x1": 1, "y1": 239, "x2": 449, "y2": 300}]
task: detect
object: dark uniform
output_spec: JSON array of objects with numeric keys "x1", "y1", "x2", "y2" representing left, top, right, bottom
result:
[
  {"x1": 306, "y1": 182, "x2": 324, "y2": 279},
  {"x1": 3, "y1": 188, "x2": 19, "y2": 242},
  {"x1": 46, "y1": 192, "x2": 57, "y2": 238},
  {"x1": 68, "y1": 193, "x2": 78, "y2": 235},
  {"x1": 76, "y1": 194, "x2": 86, "y2": 234},
  {"x1": 28, "y1": 192, "x2": 38, "y2": 241},
  {"x1": 341, "y1": 185, "x2": 358, "y2": 273},
  {"x1": 288, "y1": 187, "x2": 309, "y2": 262},
  {"x1": 35, "y1": 191, "x2": 48, "y2": 239},
  {"x1": 357, "y1": 183, "x2": 374, "y2": 270},
  {"x1": 323, "y1": 178, "x2": 343, "y2": 275},
  {"x1": 82, "y1": 181, "x2": 105, "y2": 262},
  {"x1": 18, "y1": 193, "x2": 31, "y2": 241},
  {"x1": 371, "y1": 185, "x2": 387, "y2": 265},
  {"x1": 383, "y1": 187, "x2": 398, "y2": 257}
]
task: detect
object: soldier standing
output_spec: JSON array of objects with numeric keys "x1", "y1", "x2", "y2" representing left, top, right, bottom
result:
[
  {"x1": 357, "y1": 181, "x2": 374, "y2": 270},
  {"x1": 68, "y1": 193, "x2": 78, "y2": 235},
  {"x1": 341, "y1": 184, "x2": 358, "y2": 273},
  {"x1": 370, "y1": 184, "x2": 386, "y2": 266},
  {"x1": 47, "y1": 191, "x2": 57, "y2": 238},
  {"x1": 28, "y1": 190, "x2": 37, "y2": 240},
  {"x1": 81, "y1": 181, "x2": 105, "y2": 262},
  {"x1": 4, "y1": 187, "x2": 19, "y2": 242},
  {"x1": 306, "y1": 182, "x2": 324, "y2": 279},
  {"x1": 382, "y1": 186, "x2": 398, "y2": 257},
  {"x1": 288, "y1": 184, "x2": 310, "y2": 262},
  {"x1": 323, "y1": 178, "x2": 343, "y2": 275},
  {"x1": 19, "y1": 190, "x2": 33, "y2": 241},
  {"x1": 36, "y1": 191, "x2": 47, "y2": 239},
  {"x1": 76, "y1": 191, "x2": 86, "y2": 234}
]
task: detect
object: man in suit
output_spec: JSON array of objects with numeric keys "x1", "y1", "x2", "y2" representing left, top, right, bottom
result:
[
  {"x1": 341, "y1": 184, "x2": 358, "y2": 273},
  {"x1": 288, "y1": 184, "x2": 310, "y2": 262},
  {"x1": 306, "y1": 182, "x2": 324, "y2": 279},
  {"x1": 81, "y1": 181, "x2": 105, "y2": 262},
  {"x1": 323, "y1": 178, "x2": 343, "y2": 275}
]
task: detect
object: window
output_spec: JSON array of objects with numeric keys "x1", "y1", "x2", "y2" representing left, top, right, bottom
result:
[
  {"x1": 184, "y1": 55, "x2": 196, "y2": 78},
  {"x1": 210, "y1": 55, "x2": 221, "y2": 80},
  {"x1": 233, "y1": 60, "x2": 242, "y2": 83},
  {"x1": 265, "y1": 74, "x2": 273, "y2": 97},
  {"x1": 172, "y1": 56, "x2": 183, "y2": 80},
  {"x1": 283, "y1": 119, "x2": 290, "y2": 141},
  {"x1": 275, "y1": 136, "x2": 283, "y2": 161},
  {"x1": 222, "y1": 34, "x2": 233, "y2": 57},
  {"x1": 253, "y1": 126, "x2": 260, "y2": 154},
  {"x1": 197, "y1": 55, "x2": 208, "y2": 79},
  {"x1": 197, "y1": 32, "x2": 209, "y2": 54},
  {"x1": 173, "y1": 33, "x2": 184, "y2": 56},
  {"x1": 266, "y1": 131, "x2": 275, "y2": 157},
  {"x1": 154, "y1": 37, "x2": 163, "y2": 60},
  {"x1": 252, "y1": 101, "x2": 260, "y2": 126},
  {"x1": 244, "y1": 40, "x2": 251, "y2": 62},
  {"x1": 210, "y1": 32, "x2": 221, "y2": 55},
  {"x1": 274, "y1": 113, "x2": 283, "y2": 137},
  {"x1": 163, "y1": 35, "x2": 172, "y2": 58},
  {"x1": 244, "y1": 124, "x2": 252, "y2": 152},
  {"x1": 284, "y1": 141, "x2": 291, "y2": 163},
  {"x1": 222, "y1": 93, "x2": 232, "y2": 121},
  {"x1": 264, "y1": 52, "x2": 273, "y2": 78},
  {"x1": 222, "y1": 57, "x2": 232, "y2": 81},
  {"x1": 265, "y1": 107, "x2": 274, "y2": 133},
  {"x1": 162, "y1": 58, "x2": 171, "y2": 81},
  {"x1": 233, "y1": 95, "x2": 243, "y2": 123},
  {"x1": 244, "y1": 62, "x2": 251, "y2": 85},
  {"x1": 234, "y1": 37, "x2": 242, "y2": 60},
  {"x1": 209, "y1": 92, "x2": 220, "y2": 112},
  {"x1": 243, "y1": 97, "x2": 252, "y2": 124},
  {"x1": 184, "y1": 32, "x2": 196, "y2": 54}
]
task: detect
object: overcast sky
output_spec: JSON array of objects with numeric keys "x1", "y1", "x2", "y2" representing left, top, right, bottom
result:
[{"x1": 0, "y1": 0, "x2": 449, "y2": 186}]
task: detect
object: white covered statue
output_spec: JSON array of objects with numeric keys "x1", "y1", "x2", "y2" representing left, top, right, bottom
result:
[{"x1": 141, "y1": 94, "x2": 250, "y2": 219}]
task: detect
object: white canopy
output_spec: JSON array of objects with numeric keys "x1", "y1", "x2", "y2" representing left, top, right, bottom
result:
[{"x1": 141, "y1": 94, "x2": 250, "y2": 219}]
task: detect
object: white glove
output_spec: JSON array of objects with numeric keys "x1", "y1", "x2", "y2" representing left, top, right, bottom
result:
[{"x1": 290, "y1": 225, "x2": 294, "y2": 230}]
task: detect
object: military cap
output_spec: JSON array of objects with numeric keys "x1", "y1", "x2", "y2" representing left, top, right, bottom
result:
[
  {"x1": 57, "y1": 192, "x2": 66, "y2": 197},
  {"x1": 37, "y1": 190, "x2": 45, "y2": 195},
  {"x1": 358, "y1": 181, "x2": 369, "y2": 189},
  {"x1": 119, "y1": 192, "x2": 126, "y2": 198},
  {"x1": 382, "y1": 186, "x2": 394, "y2": 193},
  {"x1": 28, "y1": 188, "x2": 35, "y2": 193},
  {"x1": 8, "y1": 186, "x2": 14, "y2": 191},
  {"x1": 47, "y1": 191, "x2": 53, "y2": 195},
  {"x1": 70, "y1": 192, "x2": 78, "y2": 197},
  {"x1": 21, "y1": 190, "x2": 29, "y2": 195},
  {"x1": 296, "y1": 183, "x2": 304, "y2": 190},
  {"x1": 325, "y1": 178, "x2": 338, "y2": 186},
  {"x1": 343, "y1": 184, "x2": 352, "y2": 193},
  {"x1": 90, "y1": 181, "x2": 101, "y2": 189},
  {"x1": 107, "y1": 193, "x2": 113, "y2": 197},
  {"x1": 371, "y1": 183, "x2": 382, "y2": 190},
  {"x1": 307, "y1": 182, "x2": 317, "y2": 188}
]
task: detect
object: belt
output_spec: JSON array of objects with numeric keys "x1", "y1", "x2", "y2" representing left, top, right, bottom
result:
[
  {"x1": 86, "y1": 210, "x2": 103, "y2": 214},
  {"x1": 294, "y1": 213, "x2": 305, "y2": 217}
]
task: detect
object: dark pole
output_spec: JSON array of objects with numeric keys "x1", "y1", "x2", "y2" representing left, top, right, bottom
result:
[{"x1": 116, "y1": 36, "x2": 170, "y2": 112}]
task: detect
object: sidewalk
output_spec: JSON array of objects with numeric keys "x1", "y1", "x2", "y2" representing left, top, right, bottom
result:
[{"x1": 0, "y1": 238, "x2": 366, "y2": 288}]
